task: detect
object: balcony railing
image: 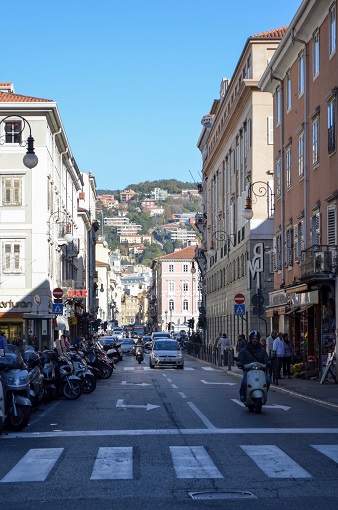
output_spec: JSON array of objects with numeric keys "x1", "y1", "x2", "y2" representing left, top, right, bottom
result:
[{"x1": 301, "y1": 245, "x2": 338, "y2": 278}]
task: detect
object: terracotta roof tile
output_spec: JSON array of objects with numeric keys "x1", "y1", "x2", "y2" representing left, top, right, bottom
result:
[
  {"x1": 0, "y1": 92, "x2": 53, "y2": 103},
  {"x1": 159, "y1": 245, "x2": 196, "y2": 260},
  {"x1": 251, "y1": 26, "x2": 288, "y2": 39}
]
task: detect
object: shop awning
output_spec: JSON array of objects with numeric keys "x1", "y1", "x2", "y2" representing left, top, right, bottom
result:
[{"x1": 285, "y1": 284, "x2": 309, "y2": 294}]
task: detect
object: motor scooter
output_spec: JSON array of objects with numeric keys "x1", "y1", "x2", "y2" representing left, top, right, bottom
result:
[
  {"x1": 243, "y1": 361, "x2": 268, "y2": 414},
  {"x1": 24, "y1": 349, "x2": 45, "y2": 407},
  {"x1": 0, "y1": 345, "x2": 32, "y2": 431},
  {"x1": 135, "y1": 345, "x2": 144, "y2": 364}
]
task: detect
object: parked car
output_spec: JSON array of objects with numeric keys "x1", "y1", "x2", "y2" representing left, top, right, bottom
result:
[
  {"x1": 142, "y1": 335, "x2": 152, "y2": 350},
  {"x1": 150, "y1": 331, "x2": 172, "y2": 343},
  {"x1": 149, "y1": 339, "x2": 184, "y2": 369},
  {"x1": 121, "y1": 338, "x2": 135, "y2": 355}
]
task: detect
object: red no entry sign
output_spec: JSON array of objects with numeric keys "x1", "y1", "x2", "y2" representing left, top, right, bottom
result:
[
  {"x1": 234, "y1": 293, "x2": 245, "y2": 304},
  {"x1": 53, "y1": 287, "x2": 64, "y2": 299}
]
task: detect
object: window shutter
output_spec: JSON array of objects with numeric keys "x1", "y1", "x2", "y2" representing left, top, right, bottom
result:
[
  {"x1": 271, "y1": 237, "x2": 277, "y2": 272},
  {"x1": 327, "y1": 205, "x2": 337, "y2": 245},
  {"x1": 267, "y1": 117, "x2": 273, "y2": 145},
  {"x1": 276, "y1": 234, "x2": 282, "y2": 271},
  {"x1": 285, "y1": 228, "x2": 293, "y2": 267}
]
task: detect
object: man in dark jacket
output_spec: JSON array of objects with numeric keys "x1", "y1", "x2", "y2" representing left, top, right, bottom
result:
[{"x1": 237, "y1": 330, "x2": 271, "y2": 402}]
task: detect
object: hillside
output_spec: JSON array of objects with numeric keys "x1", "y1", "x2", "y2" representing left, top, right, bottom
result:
[{"x1": 96, "y1": 179, "x2": 202, "y2": 266}]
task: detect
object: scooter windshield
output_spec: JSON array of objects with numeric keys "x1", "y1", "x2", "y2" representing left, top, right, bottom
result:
[{"x1": 0, "y1": 344, "x2": 25, "y2": 368}]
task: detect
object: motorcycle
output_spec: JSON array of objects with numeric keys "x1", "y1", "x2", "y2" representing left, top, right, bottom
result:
[
  {"x1": 40, "y1": 351, "x2": 57, "y2": 403},
  {"x1": 135, "y1": 345, "x2": 144, "y2": 364},
  {"x1": 24, "y1": 349, "x2": 45, "y2": 407},
  {"x1": 68, "y1": 351, "x2": 96, "y2": 394},
  {"x1": 44, "y1": 350, "x2": 82, "y2": 400},
  {"x1": 0, "y1": 345, "x2": 32, "y2": 431},
  {"x1": 243, "y1": 361, "x2": 268, "y2": 414}
]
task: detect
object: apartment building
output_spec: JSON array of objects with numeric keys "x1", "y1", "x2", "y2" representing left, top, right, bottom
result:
[
  {"x1": 196, "y1": 29, "x2": 286, "y2": 344},
  {"x1": 259, "y1": 0, "x2": 338, "y2": 369}
]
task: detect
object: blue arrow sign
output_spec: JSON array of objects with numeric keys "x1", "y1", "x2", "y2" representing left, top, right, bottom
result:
[
  {"x1": 52, "y1": 303, "x2": 64, "y2": 315},
  {"x1": 234, "y1": 304, "x2": 245, "y2": 316}
]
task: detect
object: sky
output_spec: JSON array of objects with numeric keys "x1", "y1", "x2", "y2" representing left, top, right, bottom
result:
[{"x1": 2, "y1": 0, "x2": 302, "y2": 191}]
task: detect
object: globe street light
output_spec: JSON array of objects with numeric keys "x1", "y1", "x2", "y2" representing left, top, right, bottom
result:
[
  {"x1": 207, "y1": 230, "x2": 236, "y2": 257},
  {"x1": 0, "y1": 115, "x2": 38, "y2": 169},
  {"x1": 243, "y1": 180, "x2": 275, "y2": 220}
]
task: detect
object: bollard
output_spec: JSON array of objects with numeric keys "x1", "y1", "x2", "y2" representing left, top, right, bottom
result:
[{"x1": 228, "y1": 348, "x2": 232, "y2": 371}]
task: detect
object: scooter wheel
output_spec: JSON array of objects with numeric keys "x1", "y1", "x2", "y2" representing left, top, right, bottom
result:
[
  {"x1": 254, "y1": 398, "x2": 263, "y2": 414},
  {"x1": 62, "y1": 380, "x2": 82, "y2": 400},
  {"x1": 81, "y1": 376, "x2": 97, "y2": 394},
  {"x1": 100, "y1": 365, "x2": 113, "y2": 379},
  {"x1": 7, "y1": 404, "x2": 31, "y2": 431}
]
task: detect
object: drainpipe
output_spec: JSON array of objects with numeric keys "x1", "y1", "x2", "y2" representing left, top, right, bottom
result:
[
  {"x1": 292, "y1": 29, "x2": 308, "y2": 250},
  {"x1": 270, "y1": 69, "x2": 285, "y2": 288}
]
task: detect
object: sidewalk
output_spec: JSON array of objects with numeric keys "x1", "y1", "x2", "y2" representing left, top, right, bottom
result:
[{"x1": 226, "y1": 364, "x2": 338, "y2": 410}]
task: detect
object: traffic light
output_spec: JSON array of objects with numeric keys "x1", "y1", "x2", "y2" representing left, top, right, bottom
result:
[{"x1": 188, "y1": 318, "x2": 194, "y2": 329}]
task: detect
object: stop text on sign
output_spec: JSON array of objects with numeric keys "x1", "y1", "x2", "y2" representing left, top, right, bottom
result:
[{"x1": 67, "y1": 289, "x2": 88, "y2": 298}]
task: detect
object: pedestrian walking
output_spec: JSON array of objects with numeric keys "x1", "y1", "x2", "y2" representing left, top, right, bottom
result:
[
  {"x1": 214, "y1": 332, "x2": 222, "y2": 348},
  {"x1": 282, "y1": 333, "x2": 293, "y2": 378},
  {"x1": 273, "y1": 332, "x2": 285, "y2": 379},
  {"x1": 266, "y1": 330, "x2": 277, "y2": 376},
  {"x1": 217, "y1": 333, "x2": 231, "y2": 365},
  {"x1": 236, "y1": 334, "x2": 247, "y2": 354},
  {"x1": 0, "y1": 331, "x2": 7, "y2": 350}
]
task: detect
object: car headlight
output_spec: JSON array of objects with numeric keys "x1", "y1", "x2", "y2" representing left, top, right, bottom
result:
[{"x1": 176, "y1": 351, "x2": 182, "y2": 358}]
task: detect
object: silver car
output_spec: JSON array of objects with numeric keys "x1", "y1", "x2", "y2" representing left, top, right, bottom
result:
[{"x1": 149, "y1": 339, "x2": 184, "y2": 369}]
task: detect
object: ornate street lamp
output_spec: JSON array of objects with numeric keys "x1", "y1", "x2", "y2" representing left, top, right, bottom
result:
[
  {"x1": 48, "y1": 210, "x2": 73, "y2": 244},
  {"x1": 243, "y1": 180, "x2": 275, "y2": 220},
  {"x1": 207, "y1": 230, "x2": 236, "y2": 257},
  {"x1": 0, "y1": 115, "x2": 38, "y2": 168}
]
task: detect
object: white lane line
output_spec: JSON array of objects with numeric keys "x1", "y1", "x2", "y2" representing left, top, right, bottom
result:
[
  {"x1": 170, "y1": 446, "x2": 223, "y2": 479},
  {"x1": 90, "y1": 447, "x2": 133, "y2": 480},
  {"x1": 241, "y1": 445, "x2": 312, "y2": 478},
  {"x1": 311, "y1": 445, "x2": 338, "y2": 463},
  {"x1": 202, "y1": 380, "x2": 236, "y2": 386},
  {"x1": 123, "y1": 367, "x2": 135, "y2": 371},
  {"x1": 201, "y1": 367, "x2": 220, "y2": 371},
  {"x1": 167, "y1": 378, "x2": 173, "y2": 382},
  {"x1": 0, "y1": 448, "x2": 64, "y2": 482},
  {"x1": 5, "y1": 428, "x2": 338, "y2": 439},
  {"x1": 187, "y1": 402, "x2": 216, "y2": 429},
  {"x1": 178, "y1": 392, "x2": 187, "y2": 398},
  {"x1": 171, "y1": 384, "x2": 178, "y2": 389},
  {"x1": 184, "y1": 367, "x2": 195, "y2": 370}
]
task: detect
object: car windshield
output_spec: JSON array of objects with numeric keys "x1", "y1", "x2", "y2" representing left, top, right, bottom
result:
[
  {"x1": 154, "y1": 341, "x2": 179, "y2": 351},
  {"x1": 123, "y1": 339, "x2": 134, "y2": 344}
]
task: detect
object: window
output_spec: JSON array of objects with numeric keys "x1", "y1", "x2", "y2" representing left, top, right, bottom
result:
[
  {"x1": 285, "y1": 228, "x2": 293, "y2": 267},
  {"x1": 310, "y1": 212, "x2": 321, "y2": 246},
  {"x1": 328, "y1": 97, "x2": 336, "y2": 153},
  {"x1": 183, "y1": 299, "x2": 188, "y2": 311},
  {"x1": 276, "y1": 157, "x2": 281, "y2": 197},
  {"x1": 298, "y1": 52, "x2": 304, "y2": 96},
  {"x1": 329, "y1": 4, "x2": 336, "y2": 56},
  {"x1": 313, "y1": 30, "x2": 320, "y2": 77},
  {"x1": 2, "y1": 176, "x2": 22, "y2": 206},
  {"x1": 294, "y1": 221, "x2": 304, "y2": 264},
  {"x1": 169, "y1": 299, "x2": 174, "y2": 311},
  {"x1": 4, "y1": 120, "x2": 22, "y2": 143},
  {"x1": 247, "y1": 55, "x2": 252, "y2": 78},
  {"x1": 183, "y1": 282, "x2": 188, "y2": 292},
  {"x1": 327, "y1": 204, "x2": 337, "y2": 245},
  {"x1": 183, "y1": 264, "x2": 188, "y2": 272},
  {"x1": 298, "y1": 131, "x2": 304, "y2": 177},
  {"x1": 276, "y1": 234, "x2": 282, "y2": 271},
  {"x1": 312, "y1": 116, "x2": 320, "y2": 165},
  {"x1": 276, "y1": 87, "x2": 281, "y2": 124},
  {"x1": 267, "y1": 117, "x2": 273, "y2": 145},
  {"x1": 168, "y1": 281, "x2": 174, "y2": 292},
  {"x1": 2, "y1": 241, "x2": 23, "y2": 273},
  {"x1": 168, "y1": 264, "x2": 174, "y2": 272},
  {"x1": 247, "y1": 119, "x2": 252, "y2": 149},
  {"x1": 286, "y1": 71, "x2": 292, "y2": 110},
  {"x1": 286, "y1": 146, "x2": 292, "y2": 188}
]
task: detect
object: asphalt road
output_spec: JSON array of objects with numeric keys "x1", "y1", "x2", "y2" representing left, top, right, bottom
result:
[{"x1": 1, "y1": 352, "x2": 338, "y2": 510}]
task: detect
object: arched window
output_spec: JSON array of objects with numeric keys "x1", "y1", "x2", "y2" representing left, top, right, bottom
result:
[
  {"x1": 183, "y1": 299, "x2": 188, "y2": 311},
  {"x1": 169, "y1": 299, "x2": 174, "y2": 311}
]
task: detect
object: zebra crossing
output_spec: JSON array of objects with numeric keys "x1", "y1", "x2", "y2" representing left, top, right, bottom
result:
[
  {"x1": 122, "y1": 366, "x2": 218, "y2": 371},
  {"x1": 1, "y1": 444, "x2": 337, "y2": 483}
]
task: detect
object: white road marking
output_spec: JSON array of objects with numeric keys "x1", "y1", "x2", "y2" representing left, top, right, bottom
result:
[
  {"x1": 123, "y1": 367, "x2": 135, "y2": 371},
  {"x1": 183, "y1": 367, "x2": 195, "y2": 370},
  {"x1": 0, "y1": 448, "x2": 63, "y2": 482},
  {"x1": 201, "y1": 367, "x2": 219, "y2": 371},
  {"x1": 121, "y1": 381, "x2": 151, "y2": 386},
  {"x1": 187, "y1": 402, "x2": 216, "y2": 429},
  {"x1": 171, "y1": 384, "x2": 178, "y2": 389},
  {"x1": 232, "y1": 399, "x2": 291, "y2": 410},
  {"x1": 311, "y1": 445, "x2": 338, "y2": 463},
  {"x1": 116, "y1": 399, "x2": 160, "y2": 411},
  {"x1": 241, "y1": 445, "x2": 312, "y2": 478},
  {"x1": 201, "y1": 380, "x2": 236, "y2": 386},
  {"x1": 4, "y1": 428, "x2": 338, "y2": 439},
  {"x1": 170, "y1": 446, "x2": 223, "y2": 478},
  {"x1": 90, "y1": 447, "x2": 133, "y2": 480},
  {"x1": 178, "y1": 392, "x2": 187, "y2": 398}
]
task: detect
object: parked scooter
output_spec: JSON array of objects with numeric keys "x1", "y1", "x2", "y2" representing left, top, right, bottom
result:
[
  {"x1": 44, "y1": 350, "x2": 82, "y2": 400},
  {"x1": 135, "y1": 345, "x2": 144, "y2": 364},
  {"x1": 40, "y1": 351, "x2": 57, "y2": 403},
  {"x1": 68, "y1": 351, "x2": 96, "y2": 394},
  {"x1": 0, "y1": 345, "x2": 32, "y2": 431},
  {"x1": 243, "y1": 362, "x2": 268, "y2": 414},
  {"x1": 24, "y1": 348, "x2": 45, "y2": 407}
]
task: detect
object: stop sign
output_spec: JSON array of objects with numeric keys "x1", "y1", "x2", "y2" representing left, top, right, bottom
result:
[
  {"x1": 53, "y1": 287, "x2": 64, "y2": 299},
  {"x1": 234, "y1": 293, "x2": 245, "y2": 304}
]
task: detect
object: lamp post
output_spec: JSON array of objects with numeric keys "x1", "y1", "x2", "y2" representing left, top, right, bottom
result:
[
  {"x1": 0, "y1": 115, "x2": 38, "y2": 168},
  {"x1": 243, "y1": 180, "x2": 275, "y2": 220},
  {"x1": 48, "y1": 210, "x2": 74, "y2": 244},
  {"x1": 207, "y1": 230, "x2": 236, "y2": 257}
]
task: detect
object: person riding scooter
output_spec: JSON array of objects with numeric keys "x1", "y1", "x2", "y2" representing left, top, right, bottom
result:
[{"x1": 237, "y1": 330, "x2": 271, "y2": 402}]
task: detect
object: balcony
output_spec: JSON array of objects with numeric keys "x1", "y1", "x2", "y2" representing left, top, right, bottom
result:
[
  {"x1": 195, "y1": 212, "x2": 206, "y2": 234},
  {"x1": 301, "y1": 245, "x2": 338, "y2": 279}
]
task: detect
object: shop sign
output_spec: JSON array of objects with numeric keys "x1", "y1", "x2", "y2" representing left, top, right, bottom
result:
[
  {"x1": 247, "y1": 242, "x2": 264, "y2": 290},
  {"x1": 67, "y1": 289, "x2": 88, "y2": 298},
  {"x1": 289, "y1": 290, "x2": 319, "y2": 307},
  {"x1": 0, "y1": 299, "x2": 32, "y2": 309}
]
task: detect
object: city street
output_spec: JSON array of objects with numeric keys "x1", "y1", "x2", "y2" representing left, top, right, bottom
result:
[{"x1": 1, "y1": 353, "x2": 338, "y2": 510}]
